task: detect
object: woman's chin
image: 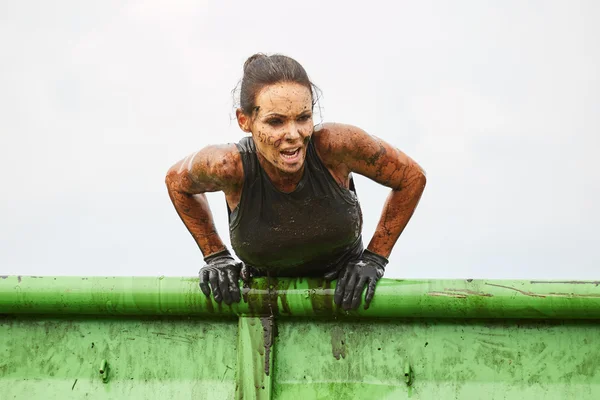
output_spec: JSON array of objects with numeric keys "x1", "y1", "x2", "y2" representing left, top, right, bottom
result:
[{"x1": 277, "y1": 163, "x2": 304, "y2": 175}]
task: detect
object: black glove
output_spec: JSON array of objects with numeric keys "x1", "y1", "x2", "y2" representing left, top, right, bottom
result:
[
  {"x1": 324, "y1": 249, "x2": 388, "y2": 310},
  {"x1": 199, "y1": 249, "x2": 243, "y2": 305}
]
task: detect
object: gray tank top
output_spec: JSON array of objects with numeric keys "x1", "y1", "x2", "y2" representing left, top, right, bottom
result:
[{"x1": 228, "y1": 136, "x2": 364, "y2": 277}]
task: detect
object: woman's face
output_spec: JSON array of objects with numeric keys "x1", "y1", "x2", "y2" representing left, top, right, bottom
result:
[{"x1": 237, "y1": 82, "x2": 314, "y2": 175}]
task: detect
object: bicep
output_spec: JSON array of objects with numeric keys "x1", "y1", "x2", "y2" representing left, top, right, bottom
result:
[
  {"x1": 165, "y1": 144, "x2": 242, "y2": 194},
  {"x1": 334, "y1": 125, "x2": 425, "y2": 190}
]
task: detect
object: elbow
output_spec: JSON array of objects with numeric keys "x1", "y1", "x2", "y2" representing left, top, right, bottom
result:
[
  {"x1": 412, "y1": 170, "x2": 426, "y2": 200},
  {"x1": 165, "y1": 166, "x2": 201, "y2": 196},
  {"x1": 418, "y1": 169, "x2": 427, "y2": 191},
  {"x1": 165, "y1": 169, "x2": 176, "y2": 191},
  {"x1": 165, "y1": 167, "x2": 185, "y2": 194},
  {"x1": 413, "y1": 161, "x2": 427, "y2": 193},
  {"x1": 393, "y1": 167, "x2": 426, "y2": 193}
]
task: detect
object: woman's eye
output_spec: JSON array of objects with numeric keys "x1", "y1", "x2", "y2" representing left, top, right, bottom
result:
[
  {"x1": 267, "y1": 119, "x2": 283, "y2": 126},
  {"x1": 298, "y1": 115, "x2": 311, "y2": 122}
]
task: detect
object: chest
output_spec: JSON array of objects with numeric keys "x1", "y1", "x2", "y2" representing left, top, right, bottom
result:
[
  {"x1": 229, "y1": 188, "x2": 363, "y2": 271},
  {"x1": 225, "y1": 162, "x2": 349, "y2": 212}
]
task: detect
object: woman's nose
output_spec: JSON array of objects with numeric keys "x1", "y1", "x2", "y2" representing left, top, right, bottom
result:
[{"x1": 284, "y1": 123, "x2": 301, "y2": 141}]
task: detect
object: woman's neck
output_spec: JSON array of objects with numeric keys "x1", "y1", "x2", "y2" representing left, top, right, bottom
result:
[{"x1": 256, "y1": 152, "x2": 305, "y2": 193}]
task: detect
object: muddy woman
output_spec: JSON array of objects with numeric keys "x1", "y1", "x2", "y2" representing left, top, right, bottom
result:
[{"x1": 165, "y1": 53, "x2": 426, "y2": 310}]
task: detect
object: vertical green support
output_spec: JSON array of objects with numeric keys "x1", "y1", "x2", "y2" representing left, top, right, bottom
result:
[{"x1": 236, "y1": 316, "x2": 274, "y2": 400}]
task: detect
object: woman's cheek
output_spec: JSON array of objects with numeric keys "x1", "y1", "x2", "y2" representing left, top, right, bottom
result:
[
  {"x1": 300, "y1": 128, "x2": 313, "y2": 142},
  {"x1": 256, "y1": 130, "x2": 267, "y2": 144},
  {"x1": 255, "y1": 127, "x2": 284, "y2": 148},
  {"x1": 299, "y1": 120, "x2": 314, "y2": 138}
]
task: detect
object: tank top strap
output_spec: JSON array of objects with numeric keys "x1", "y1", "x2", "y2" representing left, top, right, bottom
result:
[
  {"x1": 235, "y1": 136, "x2": 259, "y2": 188},
  {"x1": 305, "y1": 136, "x2": 359, "y2": 200},
  {"x1": 228, "y1": 136, "x2": 259, "y2": 223}
]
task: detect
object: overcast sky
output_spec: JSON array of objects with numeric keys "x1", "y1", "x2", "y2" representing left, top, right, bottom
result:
[{"x1": 1, "y1": 1, "x2": 598, "y2": 279}]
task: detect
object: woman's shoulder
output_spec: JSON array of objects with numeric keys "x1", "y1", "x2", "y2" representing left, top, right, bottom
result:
[
  {"x1": 313, "y1": 122, "x2": 365, "y2": 144},
  {"x1": 211, "y1": 142, "x2": 245, "y2": 191},
  {"x1": 312, "y1": 122, "x2": 363, "y2": 163},
  {"x1": 166, "y1": 141, "x2": 241, "y2": 195},
  {"x1": 180, "y1": 142, "x2": 245, "y2": 194}
]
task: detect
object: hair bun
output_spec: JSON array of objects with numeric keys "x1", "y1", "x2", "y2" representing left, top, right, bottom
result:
[
  {"x1": 236, "y1": 53, "x2": 318, "y2": 115},
  {"x1": 243, "y1": 53, "x2": 267, "y2": 73}
]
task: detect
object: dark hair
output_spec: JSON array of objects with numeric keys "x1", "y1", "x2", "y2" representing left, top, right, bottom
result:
[{"x1": 235, "y1": 53, "x2": 321, "y2": 116}]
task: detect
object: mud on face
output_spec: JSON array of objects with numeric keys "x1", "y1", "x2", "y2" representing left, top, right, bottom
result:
[{"x1": 238, "y1": 82, "x2": 314, "y2": 178}]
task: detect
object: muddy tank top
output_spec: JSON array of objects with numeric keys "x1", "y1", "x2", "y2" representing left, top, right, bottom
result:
[{"x1": 228, "y1": 136, "x2": 364, "y2": 277}]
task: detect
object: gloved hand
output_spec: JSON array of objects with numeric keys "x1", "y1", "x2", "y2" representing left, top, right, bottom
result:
[
  {"x1": 324, "y1": 249, "x2": 388, "y2": 310},
  {"x1": 199, "y1": 249, "x2": 244, "y2": 305}
]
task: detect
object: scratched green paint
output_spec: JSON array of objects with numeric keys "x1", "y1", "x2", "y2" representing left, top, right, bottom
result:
[
  {"x1": 0, "y1": 316, "x2": 237, "y2": 399},
  {"x1": 273, "y1": 319, "x2": 600, "y2": 399}
]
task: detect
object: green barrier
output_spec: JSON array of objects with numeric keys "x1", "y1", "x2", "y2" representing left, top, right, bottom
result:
[
  {"x1": 2, "y1": 276, "x2": 600, "y2": 318},
  {"x1": 1, "y1": 276, "x2": 599, "y2": 399}
]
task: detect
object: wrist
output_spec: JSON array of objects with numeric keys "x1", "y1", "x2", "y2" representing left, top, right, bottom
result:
[
  {"x1": 362, "y1": 249, "x2": 389, "y2": 269},
  {"x1": 204, "y1": 248, "x2": 232, "y2": 262}
]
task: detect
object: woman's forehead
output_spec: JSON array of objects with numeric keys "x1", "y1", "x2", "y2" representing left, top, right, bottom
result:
[{"x1": 255, "y1": 82, "x2": 312, "y2": 115}]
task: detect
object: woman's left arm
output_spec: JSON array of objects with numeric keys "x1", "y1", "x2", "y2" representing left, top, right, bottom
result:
[
  {"x1": 350, "y1": 130, "x2": 426, "y2": 258},
  {"x1": 316, "y1": 123, "x2": 427, "y2": 309}
]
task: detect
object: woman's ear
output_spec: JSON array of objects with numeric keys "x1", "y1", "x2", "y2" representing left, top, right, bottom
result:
[{"x1": 236, "y1": 108, "x2": 251, "y2": 133}]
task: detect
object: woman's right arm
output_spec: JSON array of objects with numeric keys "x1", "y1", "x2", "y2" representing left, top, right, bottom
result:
[
  {"x1": 165, "y1": 144, "x2": 245, "y2": 304},
  {"x1": 164, "y1": 144, "x2": 243, "y2": 257}
]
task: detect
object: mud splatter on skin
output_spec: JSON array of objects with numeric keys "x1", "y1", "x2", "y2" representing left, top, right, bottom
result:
[
  {"x1": 255, "y1": 127, "x2": 305, "y2": 149},
  {"x1": 165, "y1": 144, "x2": 243, "y2": 257},
  {"x1": 239, "y1": 83, "x2": 314, "y2": 193},
  {"x1": 312, "y1": 123, "x2": 426, "y2": 259},
  {"x1": 366, "y1": 142, "x2": 387, "y2": 166}
]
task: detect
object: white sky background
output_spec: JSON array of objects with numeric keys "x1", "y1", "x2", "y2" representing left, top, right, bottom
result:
[{"x1": 0, "y1": 1, "x2": 598, "y2": 279}]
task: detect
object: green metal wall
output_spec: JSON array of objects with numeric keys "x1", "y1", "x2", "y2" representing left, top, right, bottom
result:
[
  {"x1": 1, "y1": 276, "x2": 600, "y2": 399},
  {"x1": 0, "y1": 316, "x2": 237, "y2": 398},
  {"x1": 273, "y1": 319, "x2": 600, "y2": 399}
]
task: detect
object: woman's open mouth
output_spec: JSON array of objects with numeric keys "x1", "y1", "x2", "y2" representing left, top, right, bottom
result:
[{"x1": 279, "y1": 147, "x2": 301, "y2": 164}]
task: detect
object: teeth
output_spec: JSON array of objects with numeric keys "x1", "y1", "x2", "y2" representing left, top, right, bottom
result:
[{"x1": 281, "y1": 148, "x2": 299, "y2": 158}]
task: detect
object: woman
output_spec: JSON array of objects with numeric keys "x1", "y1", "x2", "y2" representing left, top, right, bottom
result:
[{"x1": 165, "y1": 54, "x2": 426, "y2": 311}]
